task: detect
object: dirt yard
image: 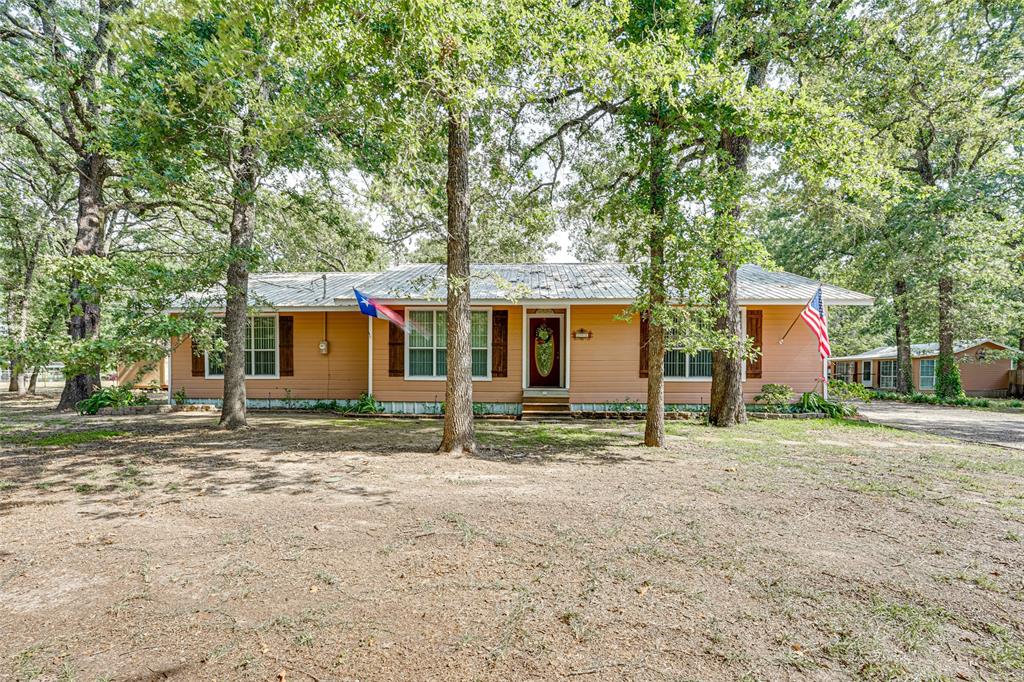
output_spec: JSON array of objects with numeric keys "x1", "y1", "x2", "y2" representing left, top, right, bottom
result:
[{"x1": 1, "y1": 397, "x2": 1022, "y2": 681}]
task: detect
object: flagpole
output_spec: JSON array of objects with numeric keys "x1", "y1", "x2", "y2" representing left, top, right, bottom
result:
[
  {"x1": 778, "y1": 287, "x2": 821, "y2": 345},
  {"x1": 822, "y1": 302, "x2": 829, "y2": 400}
]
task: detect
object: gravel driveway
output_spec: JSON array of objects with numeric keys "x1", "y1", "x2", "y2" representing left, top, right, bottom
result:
[{"x1": 858, "y1": 401, "x2": 1024, "y2": 450}]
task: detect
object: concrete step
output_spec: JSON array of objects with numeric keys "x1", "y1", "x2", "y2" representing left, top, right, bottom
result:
[
  {"x1": 522, "y1": 401, "x2": 570, "y2": 411},
  {"x1": 521, "y1": 410, "x2": 574, "y2": 420},
  {"x1": 521, "y1": 395, "x2": 570, "y2": 404}
]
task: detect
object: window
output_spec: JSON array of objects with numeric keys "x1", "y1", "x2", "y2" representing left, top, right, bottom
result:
[
  {"x1": 664, "y1": 350, "x2": 713, "y2": 379},
  {"x1": 407, "y1": 309, "x2": 490, "y2": 379},
  {"x1": 862, "y1": 361, "x2": 872, "y2": 383},
  {"x1": 879, "y1": 360, "x2": 896, "y2": 389},
  {"x1": 206, "y1": 315, "x2": 278, "y2": 378},
  {"x1": 919, "y1": 358, "x2": 936, "y2": 390},
  {"x1": 833, "y1": 361, "x2": 854, "y2": 382}
]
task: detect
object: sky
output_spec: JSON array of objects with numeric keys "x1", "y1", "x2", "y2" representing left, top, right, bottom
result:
[{"x1": 548, "y1": 228, "x2": 578, "y2": 263}]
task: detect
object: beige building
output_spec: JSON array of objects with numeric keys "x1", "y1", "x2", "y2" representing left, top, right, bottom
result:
[
  {"x1": 161, "y1": 265, "x2": 873, "y2": 414},
  {"x1": 830, "y1": 339, "x2": 1015, "y2": 398}
]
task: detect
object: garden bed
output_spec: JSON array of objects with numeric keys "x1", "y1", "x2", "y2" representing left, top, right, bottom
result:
[{"x1": 95, "y1": 404, "x2": 216, "y2": 416}]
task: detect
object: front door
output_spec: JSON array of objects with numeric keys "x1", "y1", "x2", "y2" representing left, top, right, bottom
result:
[{"x1": 529, "y1": 317, "x2": 561, "y2": 387}]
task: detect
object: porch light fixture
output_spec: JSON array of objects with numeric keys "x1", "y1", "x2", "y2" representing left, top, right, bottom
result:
[{"x1": 573, "y1": 328, "x2": 592, "y2": 340}]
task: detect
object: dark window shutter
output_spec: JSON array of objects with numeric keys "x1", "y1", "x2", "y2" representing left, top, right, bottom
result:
[
  {"x1": 746, "y1": 309, "x2": 763, "y2": 378},
  {"x1": 191, "y1": 338, "x2": 205, "y2": 377},
  {"x1": 491, "y1": 310, "x2": 508, "y2": 377},
  {"x1": 388, "y1": 321, "x2": 404, "y2": 377},
  {"x1": 639, "y1": 314, "x2": 649, "y2": 378},
  {"x1": 279, "y1": 315, "x2": 294, "y2": 377}
]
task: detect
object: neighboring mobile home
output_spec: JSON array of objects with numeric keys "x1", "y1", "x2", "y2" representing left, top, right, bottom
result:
[
  {"x1": 830, "y1": 339, "x2": 1015, "y2": 398},
  {"x1": 162, "y1": 264, "x2": 873, "y2": 415}
]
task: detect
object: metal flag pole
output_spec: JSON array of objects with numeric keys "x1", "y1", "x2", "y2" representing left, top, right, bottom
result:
[{"x1": 778, "y1": 287, "x2": 820, "y2": 345}]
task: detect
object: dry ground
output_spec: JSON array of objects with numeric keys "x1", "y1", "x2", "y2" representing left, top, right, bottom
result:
[{"x1": 1, "y1": 397, "x2": 1022, "y2": 682}]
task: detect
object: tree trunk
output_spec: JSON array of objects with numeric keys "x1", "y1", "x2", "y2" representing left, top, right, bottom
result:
[
  {"x1": 218, "y1": 143, "x2": 258, "y2": 430},
  {"x1": 438, "y1": 110, "x2": 475, "y2": 456},
  {"x1": 935, "y1": 275, "x2": 961, "y2": 398},
  {"x1": 644, "y1": 113, "x2": 667, "y2": 447},
  {"x1": 10, "y1": 257, "x2": 37, "y2": 397},
  {"x1": 893, "y1": 278, "x2": 914, "y2": 394},
  {"x1": 28, "y1": 367, "x2": 39, "y2": 395},
  {"x1": 57, "y1": 153, "x2": 106, "y2": 410},
  {"x1": 708, "y1": 63, "x2": 766, "y2": 427},
  {"x1": 709, "y1": 260, "x2": 747, "y2": 426}
]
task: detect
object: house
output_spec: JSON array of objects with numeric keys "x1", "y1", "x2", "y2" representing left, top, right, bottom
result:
[
  {"x1": 164, "y1": 264, "x2": 873, "y2": 415},
  {"x1": 829, "y1": 339, "x2": 1015, "y2": 398},
  {"x1": 117, "y1": 357, "x2": 168, "y2": 390}
]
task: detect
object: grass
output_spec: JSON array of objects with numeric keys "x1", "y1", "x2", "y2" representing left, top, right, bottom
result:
[
  {"x1": 3, "y1": 405, "x2": 1022, "y2": 680},
  {"x1": 2, "y1": 429, "x2": 125, "y2": 447},
  {"x1": 977, "y1": 624, "x2": 1024, "y2": 673},
  {"x1": 870, "y1": 598, "x2": 947, "y2": 651}
]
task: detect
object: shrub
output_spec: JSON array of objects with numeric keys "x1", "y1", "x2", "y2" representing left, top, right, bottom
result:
[
  {"x1": 798, "y1": 391, "x2": 856, "y2": 418},
  {"x1": 77, "y1": 386, "x2": 150, "y2": 415},
  {"x1": 754, "y1": 383, "x2": 794, "y2": 412},
  {"x1": 828, "y1": 379, "x2": 873, "y2": 403},
  {"x1": 172, "y1": 388, "x2": 187, "y2": 405},
  {"x1": 349, "y1": 392, "x2": 382, "y2": 414}
]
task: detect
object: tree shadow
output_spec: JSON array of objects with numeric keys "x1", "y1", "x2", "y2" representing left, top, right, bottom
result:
[{"x1": 0, "y1": 410, "x2": 670, "y2": 519}]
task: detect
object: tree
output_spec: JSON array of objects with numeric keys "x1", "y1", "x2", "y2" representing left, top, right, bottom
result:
[
  {"x1": 117, "y1": 0, "x2": 347, "y2": 428},
  {"x1": 529, "y1": 0, "x2": 865, "y2": 437},
  {"x1": 0, "y1": 133, "x2": 74, "y2": 394},
  {"x1": 0, "y1": 0, "x2": 133, "y2": 408},
  {"x1": 760, "y1": 0, "x2": 1024, "y2": 396},
  {"x1": 355, "y1": 0, "x2": 565, "y2": 454},
  {"x1": 258, "y1": 179, "x2": 386, "y2": 273}
]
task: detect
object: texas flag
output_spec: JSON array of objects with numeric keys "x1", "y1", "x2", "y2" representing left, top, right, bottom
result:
[{"x1": 354, "y1": 289, "x2": 408, "y2": 330}]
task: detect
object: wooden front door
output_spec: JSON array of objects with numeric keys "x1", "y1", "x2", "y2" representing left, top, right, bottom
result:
[{"x1": 528, "y1": 317, "x2": 561, "y2": 387}]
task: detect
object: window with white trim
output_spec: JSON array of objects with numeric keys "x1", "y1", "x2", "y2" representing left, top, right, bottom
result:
[
  {"x1": 407, "y1": 309, "x2": 490, "y2": 379},
  {"x1": 919, "y1": 358, "x2": 936, "y2": 390},
  {"x1": 206, "y1": 315, "x2": 278, "y2": 378},
  {"x1": 665, "y1": 350, "x2": 713, "y2": 379},
  {"x1": 879, "y1": 359, "x2": 896, "y2": 389}
]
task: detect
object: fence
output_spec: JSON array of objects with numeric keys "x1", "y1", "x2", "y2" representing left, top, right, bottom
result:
[
  {"x1": 1011, "y1": 368, "x2": 1024, "y2": 399},
  {"x1": 0, "y1": 366, "x2": 67, "y2": 389}
]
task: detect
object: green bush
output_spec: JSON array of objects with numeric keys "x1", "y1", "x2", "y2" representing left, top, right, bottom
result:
[
  {"x1": 347, "y1": 392, "x2": 382, "y2": 414},
  {"x1": 77, "y1": 386, "x2": 151, "y2": 415},
  {"x1": 828, "y1": 379, "x2": 873, "y2": 403},
  {"x1": 754, "y1": 383, "x2": 794, "y2": 412},
  {"x1": 172, "y1": 388, "x2": 187, "y2": 405},
  {"x1": 798, "y1": 391, "x2": 856, "y2": 418}
]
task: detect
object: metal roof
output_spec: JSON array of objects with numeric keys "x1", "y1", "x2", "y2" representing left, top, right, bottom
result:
[
  {"x1": 172, "y1": 263, "x2": 873, "y2": 310},
  {"x1": 174, "y1": 272, "x2": 375, "y2": 310},
  {"x1": 831, "y1": 338, "x2": 1013, "y2": 362},
  {"x1": 354, "y1": 263, "x2": 873, "y2": 305}
]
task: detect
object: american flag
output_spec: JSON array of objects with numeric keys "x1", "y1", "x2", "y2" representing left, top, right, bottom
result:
[{"x1": 800, "y1": 287, "x2": 831, "y2": 359}]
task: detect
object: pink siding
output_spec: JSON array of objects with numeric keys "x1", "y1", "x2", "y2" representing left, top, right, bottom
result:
[
  {"x1": 917, "y1": 342, "x2": 1011, "y2": 396},
  {"x1": 568, "y1": 305, "x2": 822, "y2": 404},
  {"x1": 170, "y1": 311, "x2": 368, "y2": 401},
  {"x1": 371, "y1": 306, "x2": 524, "y2": 403},
  {"x1": 170, "y1": 304, "x2": 831, "y2": 405}
]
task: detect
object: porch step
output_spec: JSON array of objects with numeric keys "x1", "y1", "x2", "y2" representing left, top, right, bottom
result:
[
  {"x1": 521, "y1": 410, "x2": 573, "y2": 420},
  {"x1": 522, "y1": 402, "x2": 570, "y2": 412},
  {"x1": 522, "y1": 395, "x2": 570, "y2": 404},
  {"x1": 521, "y1": 394, "x2": 571, "y2": 420}
]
